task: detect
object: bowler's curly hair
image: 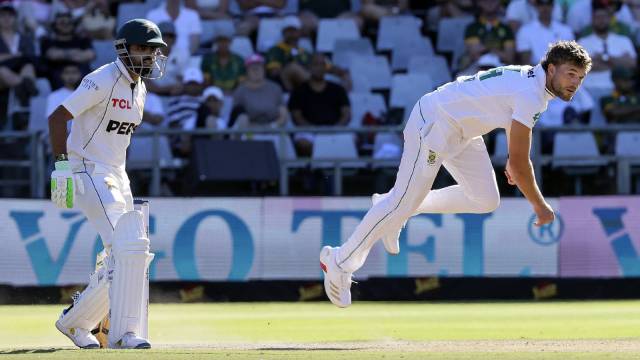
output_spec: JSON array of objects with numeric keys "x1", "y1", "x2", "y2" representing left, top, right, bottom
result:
[{"x1": 541, "y1": 40, "x2": 592, "y2": 73}]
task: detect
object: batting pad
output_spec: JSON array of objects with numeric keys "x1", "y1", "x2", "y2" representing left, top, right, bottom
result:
[
  {"x1": 108, "y1": 210, "x2": 154, "y2": 347},
  {"x1": 58, "y1": 260, "x2": 110, "y2": 330}
]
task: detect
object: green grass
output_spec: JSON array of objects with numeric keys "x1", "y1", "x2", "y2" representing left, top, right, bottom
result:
[{"x1": 1, "y1": 301, "x2": 640, "y2": 359}]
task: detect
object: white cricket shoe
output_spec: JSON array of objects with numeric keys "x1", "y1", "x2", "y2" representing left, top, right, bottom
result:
[
  {"x1": 110, "y1": 332, "x2": 151, "y2": 349},
  {"x1": 320, "y1": 246, "x2": 353, "y2": 308},
  {"x1": 55, "y1": 318, "x2": 100, "y2": 349},
  {"x1": 371, "y1": 193, "x2": 401, "y2": 255}
]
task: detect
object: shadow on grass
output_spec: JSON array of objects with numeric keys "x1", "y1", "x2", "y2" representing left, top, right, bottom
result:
[{"x1": 0, "y1": 348, "x2": 66, "y2": 355}]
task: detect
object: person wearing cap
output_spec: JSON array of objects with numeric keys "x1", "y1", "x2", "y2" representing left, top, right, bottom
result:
[
  {"x1": 601, "y1": 66, "x2": 640, "y2": 123},
  {"x1": 231, "y1": 54, "x2": 287, "y2": 130},
  {"x1": 41, "y1": 12, "x2": 96, "y2": 89},
  {"x1": 201, "y1": 31, "x2": 246, "y2": 93},
  {"x1": 578, "y1": 1, "x2": 636, "y2": 93},
  {"x1": 516, "y1": 0, "x2": 574, "y2": 66},
  {"x1": 266, "y1": 15, "x2": 312, "y2": 91},
  {"x1": 197, "y1": 85, "x2": 226, "y2": 130},
  {"x1": 146, "y1": 0, "x2": 203, "y2": 54},
  {"x1": 48, "y1": 18, "x2": 168, "y2": 350},
  {"x1": 147, "y1": 21, "x2": 190, "y2": 96},
  {"x1": 0, "y1": 2, "x2": 38, "y2": 127}
]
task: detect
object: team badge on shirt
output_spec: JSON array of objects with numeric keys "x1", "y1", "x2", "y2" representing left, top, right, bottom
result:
[
  {"x1": 532, "y1": 112, "x2": 541, "y2": 126},
  {"x1": 427, "y1": 150, "x2": 437, "y2": 165}
]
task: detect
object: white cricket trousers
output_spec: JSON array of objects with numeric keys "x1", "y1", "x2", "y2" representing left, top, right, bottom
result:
[
  {"x1": 71, "y1": 158, "x2": 133, "y2": 248},
  {"x1": 335, "y1": 95, "x2": 501, "y2": 273}
]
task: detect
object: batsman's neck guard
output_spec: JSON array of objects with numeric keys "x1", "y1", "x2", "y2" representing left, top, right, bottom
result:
[{"x1": 114, "y1": 39, "x2": 167, "y2": 80}]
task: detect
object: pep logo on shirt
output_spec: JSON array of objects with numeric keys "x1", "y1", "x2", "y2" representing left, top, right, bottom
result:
[
  {"x1": 111, "y1": 98, "x2": 132, "y2": 109},
  {"x1": 106, "y1": 119, "x2": 137, "y2": 135}
]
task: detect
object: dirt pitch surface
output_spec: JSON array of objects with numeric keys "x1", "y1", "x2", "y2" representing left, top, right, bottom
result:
[{"x1": 157, "y1": 339, "x2": 640, "y2": 352}]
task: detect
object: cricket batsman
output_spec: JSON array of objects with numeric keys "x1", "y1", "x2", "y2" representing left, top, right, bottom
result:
[
  {"x1": 320, "y1": 41, "x2": 592, "y2": 307},
  {"x1": 48, "y1": 19, "x2": 167, "y2": 349}
]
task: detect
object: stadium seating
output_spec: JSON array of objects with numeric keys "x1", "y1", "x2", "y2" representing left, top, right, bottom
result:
[
  {"x1": 128, "y1": 135, "x2": 181, "y2": 170},
  {"x1": 390, "y1": 36, "x2": 434, "y2": 71},
  {"x1": 316, "y1": 19, "x2": 360, "y2": 53},
  {"x1": 332, "y1": 38, "x2": 375, "y2": 68},
  {"x1": 257, "y1": 18, "x2": 285, "y2": 52},
  {"x1": 390, "y1": 73, "x2": 434, "y2": 109},
  {"x1": 377, "y1": 15, "x2": 423, "y2": 51},
  {"x1": 230, "y1": 36, "x2": 254, "y2": 58},
  {"x1": 407, "y1": 55, "x2": 452, "y2": 88},
  {"x1": 552, "y1": 132, "x2": 608, "y2": 195},
  {"x1": 348, "y1": 55, "x2": 392, "y2": 90},
  {"x1": 200, "y1": 19, "x2": 236, "y2": 45},
  {"x1": 312, "y1": 133, "x2": 365, "y2": 168},
  {"x1": 91, "y1": 40, "x2": 115, "y2": 70},
  {"x1": 348, "y1": 92, "x2": 387, "y2": 128}
]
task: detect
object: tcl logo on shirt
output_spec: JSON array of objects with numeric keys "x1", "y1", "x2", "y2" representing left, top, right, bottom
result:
[
  {"x1": 111, "y1": 98, "x2": 132, "y2": 109},
  {"x1": 106, "y1": 119, "x2": 137, "y2": 135}
]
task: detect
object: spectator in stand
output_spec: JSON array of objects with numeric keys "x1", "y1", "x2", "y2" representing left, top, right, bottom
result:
[
  {"x1": 601, "y1": 66, "x2": 640, "y2": 124},
  {"x1": 577, "y1": 0, "x2": 633, "y2": 38},
  {"x1": 504, "y1": 0, "x2": 563, "y2": 33},
  {"x1": 51, "y1": 0, "x2": 88, "y2": 20},
  {"x1": 567, "y1": 0, "x2": 634, "y2": 36},
  {"x1": 265, "y1": 16, "x2": 311, "y2": 91},
  {"x1": 425, "y1": 0, "x2": 474, "y2": 34},
  {"x1": 460, "y1": 0, "x2": 515, "y2": 71},
  {"x1": 166, "y1": 67, "x2": 205, "y2": 158},
  {"x1": 0, "y1": 3, "x2": 38, "y2": 128},
  {"x1": 235, "y1": 0, "x2": 286, "y2": 37},
  {"x1": 79, "y1": 0, "x2": 115, "y2": 40},
  {"x1": 626, "y1": 0, "x2": 640, "y2": 44},
  {"x1": 16, "y1": 0, "x2": 53, "y2": 39},
  {"x1": 201, "y1": 32, "x2": 246, "y2": 94},
  {"x1": 146, "y1": 22, "x2": 190, "y2": 96},
  {"x1": 46, "y1": 63, "x2": 82, "y2": 119},
  {"x1": 196, "y1": 85, "x2": 226, "y2": 133},
  {"x1": 41, "y1": 11, "x2": 95, "y2": 89},
  {"x1": 147, "y1": 0, "x2": 202, "y2": 54},
  {"x1": 516, "y1": 0, "x2": 574, "y2": 65},
  {"x1": 142, "y1": 91, "x2": 166, "y2": 128},
  {"x1": 578, "y1": 1, "x2": 636, "y2": 94},
  {"x1": 288, "y1": 53, "x2": 350, "y2": 157},
  {"x1": 231, "y1": 54, "x2": 287, "y2": 130},
  {"x1": 185, "y1": 0, "x2": 229, "y2": 19}
]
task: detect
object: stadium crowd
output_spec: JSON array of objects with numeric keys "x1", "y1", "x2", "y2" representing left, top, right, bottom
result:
[{"x1": 0, "y1": 0, "x2": 639, "y2": 196}]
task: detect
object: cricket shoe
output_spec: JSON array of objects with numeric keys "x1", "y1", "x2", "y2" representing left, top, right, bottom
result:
[
  {"x1": 55, "y1": 317, "x2": 100, "y2": 349},
  {"x1": 110, "y1": 332, "x2": 151, "y2": 349},
  {"x1": 371, "y1": 193, "x2": 401, "y2": 255},
  {"x1": 320, "y1": 246, "x2": 353, "y2": 308}
]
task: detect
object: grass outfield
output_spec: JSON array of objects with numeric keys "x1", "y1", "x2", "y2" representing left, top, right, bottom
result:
[{"x1": 1, "y1": 301, "x2": 640, "y2": 359}]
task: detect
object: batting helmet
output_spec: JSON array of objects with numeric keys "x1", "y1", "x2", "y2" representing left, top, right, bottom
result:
[{"x1": 114, "y1": 19, "x2": 168, "y2": 79}]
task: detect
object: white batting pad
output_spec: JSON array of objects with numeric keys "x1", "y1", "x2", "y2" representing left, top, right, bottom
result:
[
  {"x1": 58, "y1": 260, "x2": 110, "y2": 330},
  {"x1": 108, "y1": 210, "x2": 154, "y2": 347}
]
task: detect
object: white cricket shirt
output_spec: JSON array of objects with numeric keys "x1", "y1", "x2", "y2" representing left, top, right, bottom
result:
[
  {"x1": 62, "y1": 58, "x2": 146, "y2": 169},
  {"x1": 428, "y1": 64, "x2": 555, "y2": 140}
]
